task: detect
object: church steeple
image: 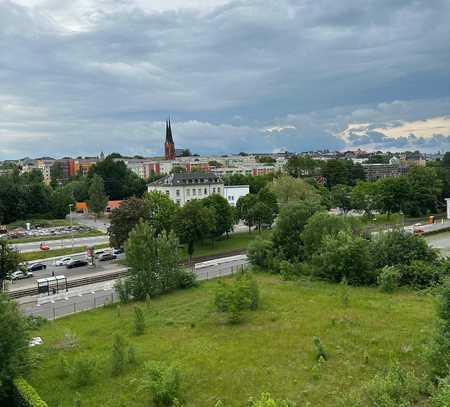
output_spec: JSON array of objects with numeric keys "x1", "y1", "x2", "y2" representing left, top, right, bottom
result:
[{"x1": 164, "y1": 118, "x2": 175, "y2": 160}]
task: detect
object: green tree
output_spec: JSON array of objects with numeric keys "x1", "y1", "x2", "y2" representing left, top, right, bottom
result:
[
  {"x1": 320, "y1": 159, "x2": 365, "y2": 188},
  {"x1": 286, "y1": 155, "x2": 319, "y2": 177},
  {"x1": 300, "y1": 212, "x2": 361, "y2": 259},
  {"x1": 111, "y1": 334, "x2": 126, "y2": 376},
  {"x1": 330, "y1": 184, "x2": 352, "y2": 212},
  {"x1": 109, "y1": 197, "x2": 150, "y2": 248},
  {"x1": 49, "y1": 188, "x2": 75, "y2": 219},
  {"x1": 87, "y1": 175, "x2": 108, "y2": 218},
  {"x1": 144, "y1": 191, "x2": 178, "y2": 235},
  {"x1": 270, "y1": 176, "x2": 321, "y2": 206},
  {"x1": 350, "y1": 181, "x2": 377, "y2": 215},
  {"x1": 272, "y1": 200, "x2": 323, "y2": 261},
  {"x1": 0, "y1": 241, "x2": 20, "y2": 291},
  {"x1": 174, "y1": 200, "x2": 215, "y2": 261},
  {"x1": 203, "y1": 194, "x2": 235, "y2": 238},
  {"x1": 125, "y1": 221, "x2": 182, "y2": 299},
  {"x1": 236, "y1": 193, "x2": 258, "y2": 232},
  {"x1": 311, "y1": 231, "x2": 375, "y2": 285},
  {"x1": 0, "y1": 293, "x2": 29, "y2": 401}
]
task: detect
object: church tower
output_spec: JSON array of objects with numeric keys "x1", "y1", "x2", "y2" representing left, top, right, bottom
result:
[{"x1": 164, "y1": 119, "x2": 176, "y2": 160}]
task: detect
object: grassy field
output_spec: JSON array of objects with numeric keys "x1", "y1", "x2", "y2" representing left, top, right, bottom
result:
[
  {"x1": 8, "y1": 229, "x2": 105, "y2": 244},
  {"x1": 6, "y1": 218, "x2": 75, "y2": 229},
  {"x1": 21, "y1": 243, "x2": 110, "y2": 262},
  {"x1": 29, "y1": 274, "x2": 434, "y2": 407}
]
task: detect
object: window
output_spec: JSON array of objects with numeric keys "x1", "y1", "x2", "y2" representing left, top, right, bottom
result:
[
  {"x1": 165, "y1": 190, "x2": 170, "y2": 196},
  {"x1": 217, "y1": 187, "x2": 221, "y2": 193},
  {"x1": 193, "y1": 189, "x2": 196, "y2": 196},
  {"x1": 204, "y1": 188, "x2": 207, "y2": 195},
  {"x1": 186, "y1": 189, "x2": 190, "y2": 197},
  {"x1": 198, "y1": 188, "x2": 202, "y2": 195},
  {"x1": 212, "y1": 187, "x2": 216, "y2": 193},
  {"x1": 176, "y1": 200, "x2": 181, "y2": 206},
  {"x1": 176, "y1": 189, "x2": 180, "y2": 197}
]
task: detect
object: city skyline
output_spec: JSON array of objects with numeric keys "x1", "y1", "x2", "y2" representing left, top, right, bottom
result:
[{"x1": 1, "y1": 0, "x2": 450, "y2": 160}]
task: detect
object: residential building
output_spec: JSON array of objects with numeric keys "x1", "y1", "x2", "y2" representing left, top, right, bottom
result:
[
  {"x1": 223, "y1": 185, "x2": 250, "y2": 206},
  {"x1": 148, "y1": 172, "x2": 225, "y2": 206},
  {"x1": 36, "y1": 159, "x2": 54, "y2": 184},
  {"x1": 362, "y1": 163, "x2": 408, "y2": 181},
  {"x1": 74, "y1": 158, "x2": 98, "y2": 175}
]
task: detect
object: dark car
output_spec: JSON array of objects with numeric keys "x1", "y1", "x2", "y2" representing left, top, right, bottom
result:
[
  {"x1": 27, "y1": 262, "x2": 47, "y2": 272},
  {"x1": 99, "y1": 253, "x2": 117, "y2": 262},
  {"x1": 66, "y1": 259, "x2": 88, "y2": 269}
]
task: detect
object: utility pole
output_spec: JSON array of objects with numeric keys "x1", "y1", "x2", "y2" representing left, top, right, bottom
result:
[{"x1": 69, "y1": 203, "x2": 74, "y2": 248}]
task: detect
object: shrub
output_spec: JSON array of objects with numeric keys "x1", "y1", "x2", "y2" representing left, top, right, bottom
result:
[
  {"x1": 176, "y1": 269, "x2": 198, "y2": 289},
  {"x1": 135, "y1": 361, "x2": 182, "y2": 406},
  {"x1": 115, "y1": 278, "x2": 131, "y2": 303},
  {"x1": 432, "y1": 377, "x2": 450, "y2": 406},
  {"x1": 134, "y1": 306, "x2": 146, "y2": 336},
  {"x1": 25, "y1": 315, "x2": 47, "y2": 331},
  {"x1": 400, "y1": 260, "x2": 444, "y2": 289},
  {"x1": 364, "y1": 363, "x2": 419, "y2": 406},
  {"x1": 214, "y1": 273, "x2": 260, "y2": 323},
  {"x1": 111, "y1": 334, "x2": 126, "y2": 376},
  {"x1": 370, "y1": 230, "x2": 438, "y2": 270},
  {"x1": 57, "y1": 354, "x2": 71, "y2": 379},
  {"x1": 312, "y1": 337, "x2": 328, "y2": 361},
  {"x1": 311, "y1": 231, "x2": 375, "y2": 285},
  {"x1": 426, "y1": 279, "x2": 450, "y2": 382},
  {"x1": 73, "y1": 393, "x2": 82, "y2": 407},
  {"x1": 128, "y1": 345, "x2": 137, "y2": 366},
  {"x1": 247, "y1": 392, "x2": 296, "y2": 406},
  {"x1": 247, "y1": 238, "x2": 274, "y2": 269},
  {"x1": 71, "y1": 358, "x2": 96, "y2": 388},
  {"x1": 340, "y1": 277, "x2": 350, "y2": 307},
  {"x1": 279, "y1": 260, "x2": 297, "y2": 281},
  {"x1": 377, "y1": 266, "x2": 401, "y2": 292},
  {"x1": 13, "y1": 377, "x2": 49, "y2": 407}
]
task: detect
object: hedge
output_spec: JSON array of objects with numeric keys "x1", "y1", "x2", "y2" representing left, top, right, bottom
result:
[{"x1": 13, "y1": 377, "x2": 48, "y2": 407}]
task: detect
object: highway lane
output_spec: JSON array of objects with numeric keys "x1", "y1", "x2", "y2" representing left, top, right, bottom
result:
[
  {"x1": 10, "y1": 235, "x2": 109, "y2": 253},
  {"x1": 425, "y1": 231, "x2": 450, "y2": 257}
]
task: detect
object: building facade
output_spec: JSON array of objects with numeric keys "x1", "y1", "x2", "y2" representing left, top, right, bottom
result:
[{"x1": 223, "y1": 185, "x2": 250, "y2": 206}]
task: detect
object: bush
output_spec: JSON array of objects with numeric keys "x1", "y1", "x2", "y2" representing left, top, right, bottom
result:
[
  {"x1": 57, "y1": 355, "x2": 71, "y2": 379},
  {"x1": 128, "y1": 345, "x2": 137, "y2": 366},
  {"x1": 313, "y1": 337, "x2": 328, "y2": 361},
  {"x1": 400, "y1": 260, "x2": 444, "y2": 289},
  {"x1": 13, "y1": 377, "x2": 49, "y2": 407},
  {"x1": 135, "y1": 361, "x2": 182, "y2": 406},
  {"x1": 25, "y1": 315, "x2": 47, "y2": 331},
  {"x1": 247, "y1": 392, "x2": 296, "y2": 406},
  {"x1": 370, "y1": 230, "x2": 438, "y2": 270},
  {"x1": 71, "y1": 359, "x2": 96, "y2": 388},
  {"x1": 377, "y1": 266, "x2": 401, "y2": 292},
  {"x1": 134, "y1": 306, "x2": 146, "y2": 336},
  {"x1": 115, "y1": 278, "x2": 131, "y2": 303},
  {"x1": 111, "y1": 334, "x2": 126, "y2": 376},
  {"x1": 176, "y1": 269, "x2": 198, "y2": 289},
  {"x1": 214, "y1": 273, "x2": 259, "y2": 323},
  {"x1": 279, "y1": 260, "x2": 298, "y2": 281},
  {"x1": 432, "y1": 377, "x2": 450, "y2": 406},
  {"x1": 364, "y1": 363, "x2": 419, "y2": 406},
  {"x1": 247, "y1": 238, "x2": 274, "y2": 269},
  {"x1": 426, "y1": 279, "x2": 450, "y2": 382},
  {"x1": 311, "y1": 231, "x2": 375, "y2": 285}
]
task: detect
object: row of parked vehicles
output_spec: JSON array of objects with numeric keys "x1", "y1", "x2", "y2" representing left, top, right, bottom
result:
[{"x1": 10, "y1": 248, "x2": 124, "y2": 280}]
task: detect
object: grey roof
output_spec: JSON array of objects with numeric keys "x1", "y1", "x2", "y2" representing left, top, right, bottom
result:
[{"x1": 150, "y1": 172, "x2": 223, "y2": 187}]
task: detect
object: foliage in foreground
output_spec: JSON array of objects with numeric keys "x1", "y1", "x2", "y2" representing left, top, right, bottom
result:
[
  {"x1": 247, "y1": 392, "x2": 296, "y2": 407},
  {"x1": 214, "y1": 272, "x2": 259, "y2": 323}
]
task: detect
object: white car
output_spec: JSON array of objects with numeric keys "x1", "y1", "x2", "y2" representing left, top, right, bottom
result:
[
  {"x1": 55, "y1": 257, "x2": 73, "y2": 266},
  {"x1": 11, "y1": 271, "x2": 34, "y2": 280}
]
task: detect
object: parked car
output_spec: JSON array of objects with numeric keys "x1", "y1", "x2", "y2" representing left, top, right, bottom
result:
[
  {"x1": 112, "y1": 248, "x2": 124, "y2": 255},
  {"x1": 27, "y1": 263, "x2": 47, "y2": 272},
  {"x1": 11, "y1": 270, "x2": 33, "y2": 280},
  {"x1": 99, "y1": 253, "x2": 117, "y2": 262},
  {"x1": 39, "y1": 242, "x2": 50, "y2": 251},
  {"x1": 94, "y1": 250, "x2": 107, "y2": 258},
  {"x1": 66, "y1": 259, "x2": 88, "y2": 269},
  {"x1": 55, "y1": 257, "x2": 73, "y2": 266}
]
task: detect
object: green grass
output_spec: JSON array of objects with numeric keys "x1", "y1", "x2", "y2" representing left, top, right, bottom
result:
[
  {"x1": 8, "y1": 230, "x2": 105, "y2": 244},
  {"x1": 29, "y1": 274, "x2": 434, "y2": 407},
  {"x1": 21, "y1": 243, "x2": 110, "y2": 262}
]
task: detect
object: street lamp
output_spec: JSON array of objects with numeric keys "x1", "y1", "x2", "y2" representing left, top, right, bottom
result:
[{"x1": 69, "y1": 203, "x2": 74, "y2": 248}]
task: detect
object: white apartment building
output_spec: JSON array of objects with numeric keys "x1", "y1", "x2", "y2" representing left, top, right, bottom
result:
[{"x1": 147, "y1": 172, "x2": 249, "y2": 206}]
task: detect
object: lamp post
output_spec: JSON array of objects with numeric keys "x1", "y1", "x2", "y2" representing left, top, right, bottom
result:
[{"x1": 69, "y1": 203, "x2": 74, "y2": 248}]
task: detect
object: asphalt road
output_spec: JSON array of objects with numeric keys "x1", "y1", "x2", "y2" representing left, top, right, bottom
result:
[
  {"x1": 10, "y1": 235, "x2": 110, "y2": 253},
  {"x1": 425, "y1": 231, "x2": 450, "y2": 257},
  {"x1": 9, "y1": 252, "x2": 125, "y2": 290}
]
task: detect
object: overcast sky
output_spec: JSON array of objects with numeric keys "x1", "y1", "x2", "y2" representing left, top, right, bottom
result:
[{"x1": 1, "y1": 0, "x2": 450, "y2": 159}]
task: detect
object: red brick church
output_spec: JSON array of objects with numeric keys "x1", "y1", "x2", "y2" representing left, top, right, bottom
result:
[{"x1": 164, "y1": 119, "x2": 175, "y2": 160}]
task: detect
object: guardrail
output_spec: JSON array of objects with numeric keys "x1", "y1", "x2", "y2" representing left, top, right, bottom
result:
[{"x1": 8, "y1": 249, "x2": 247, "y2": 299}]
